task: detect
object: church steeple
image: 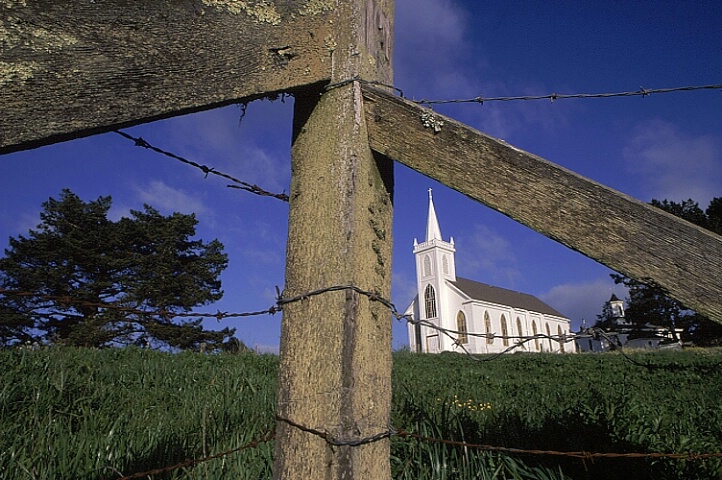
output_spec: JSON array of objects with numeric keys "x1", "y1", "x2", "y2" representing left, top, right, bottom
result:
[
  {"x1": 426, "y1": 188, "x2": 442, "y2": 242},
  {"x1": 411, "y1": 189, "x2": 458, "y2": 353},
  {"x1": 414, "y1": 188, "x2": 457, "y2": 282}
]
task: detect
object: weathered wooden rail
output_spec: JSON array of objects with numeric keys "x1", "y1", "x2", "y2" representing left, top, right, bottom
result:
[{"x1": 2, "y1": 1, "x2": 720, "y2": 478}]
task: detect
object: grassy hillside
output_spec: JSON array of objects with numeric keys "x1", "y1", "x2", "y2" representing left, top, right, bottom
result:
[
  {"x1": 392, "y1": 349, "x2": 722, "y2": 479},
  {"x1": 1, "y1": 347, "x2": 720, "y2": 479}
]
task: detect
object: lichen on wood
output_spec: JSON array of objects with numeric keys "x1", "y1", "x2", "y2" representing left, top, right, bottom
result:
[
  {"x1": 298, "y1": 0, "x2": 335, "y2": 16},
  {"x1": 0, "y1": 60, "x2": 38, "y2": 86},
  {"x1": 200, "y1": 0, "x2": 282, "y2": 25},
  {"x1": 1, "y1": 12, "x2": 78, "y2": 53}
]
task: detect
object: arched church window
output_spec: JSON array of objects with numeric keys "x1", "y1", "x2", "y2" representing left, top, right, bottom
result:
[
  {"x1": 532, "y1": 321, "x2": 539, "y2": 351},
  {"x1": 558, "y1": 325, "x2": 565, "y2": 353},
  {"x1": 516, "y1": 317, "x2": 523, "y2": 338},
  {"x1": 424, "y1": 284, "x2": 437, "y2": 319},
  {"x1": 501, "y1": 314, "x2": 509, "y2": 346},
  {"x1": 484, "y1": 311, "x2": 493, "y2": 344},
  {"x1": 546, "y1": 324, "x2": 552, "y2": 351},
  {"x1": 456, "y1": 311, "x2": 468, "y2": 345},
  {"x1": 442, "y1": 255, "x2": 449, "y2": 275},
  {"x1": 423, "y1": 255, "x2": 432, "y2": 277}
]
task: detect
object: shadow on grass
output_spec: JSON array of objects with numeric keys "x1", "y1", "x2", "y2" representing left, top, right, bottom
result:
[{"x1": 393, "y1": 397, "x2": 719, "y2": 480}]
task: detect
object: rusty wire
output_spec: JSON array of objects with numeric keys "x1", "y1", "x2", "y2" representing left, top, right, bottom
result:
[
  {"x1": 275, "y1": 415, "x2": 722, "y2": 462},
  {"x1": 113, "y1": 427, "x2": 275, "y2": 480},
  {"x1": 111, "y1": 416, "x2": 722, "y2": 480},
  {"x1": 394, "y1": 430, "x2": 722, "y2": 461},
  {"x1": 276, "y1": 416, "x2": 396, "y2": 447}
]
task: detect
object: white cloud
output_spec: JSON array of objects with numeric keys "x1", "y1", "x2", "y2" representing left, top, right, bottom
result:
[
  {"x1": 456, "y1": 224, "x2": 521, "y2": 286},
  {"x1": 394, "y1": 0, "x2": 571, "y2": 140},
  {"x1": 392, "y1": 270, "x2": 418, "y2": 308},
  {"x1": 161, "y1": 105, "x2": 291, "y2": 196},
  {"x1": 107, "y1": 204, "x2": 131, "y2": 222},
  {"x1": 623, "y1": 120, "x2": 722, "y2": 206},
  {"x1": 218, "y1": 217, "x2": 286, "y2": 267},
  {"x1": 539, "y1": 277, "x2": 628, "y2": 331},
  {"x1": 8, "y1": 209, "x2": 42, "y2": 237},
  {"x1": 133, "y1": 181, "x2": 209, "y2": 216},
  {"x1": 395, "y1": 0, "x2": 482, "y2": 105},
  {"x1": 396, "y1": 0, "x2": 468, "y2": 72}
]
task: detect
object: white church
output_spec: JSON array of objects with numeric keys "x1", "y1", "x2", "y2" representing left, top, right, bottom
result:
[{"x1": 405, "y1": 191, "x2": 574, "y2": 354}]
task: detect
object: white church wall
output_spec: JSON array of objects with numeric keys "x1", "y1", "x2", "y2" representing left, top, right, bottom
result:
[
  {"x1": 444, "y1": 286, "x2": 466, "y2": 351},
  {"x1": 406, "y1": 190, "x2": 574, "y2": 355},
  {"x1": 405, "y1": 300, "x2": 418, "y2": 353},
  {"x1": 527, "y1": 314, "x2": 542, "y2": 352}
]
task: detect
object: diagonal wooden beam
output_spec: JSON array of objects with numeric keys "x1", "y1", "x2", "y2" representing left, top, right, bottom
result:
[
  {"x1": 362, "y1": 85, "x2": 722, "y2": 324},
  {"x1": 1, "y1": 0, "x2": 335, "y2": 153}
]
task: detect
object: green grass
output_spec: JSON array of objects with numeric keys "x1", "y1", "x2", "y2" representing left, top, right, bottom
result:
[
  {"x1": 0, "y1": 348, "x2": 276, "y2": 480},
  {"x1": 1, "y1": 347, "x2": 720, "y2": 479},
  {"x1": 392, "y1": 350, "x2": 722, "y2": 479}
]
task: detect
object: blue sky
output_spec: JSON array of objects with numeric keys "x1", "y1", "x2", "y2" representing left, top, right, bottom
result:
[{"x1": 1, "y1": 0, "x2": 720, "y2": 352}]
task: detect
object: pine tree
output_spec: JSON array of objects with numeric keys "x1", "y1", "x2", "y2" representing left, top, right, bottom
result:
[
  {"x1": 0, "y1": 189, "x2": 236, "y2": 349},
  {"x1": 599, "y1": 197, "x2": 722, "y2": 346}
]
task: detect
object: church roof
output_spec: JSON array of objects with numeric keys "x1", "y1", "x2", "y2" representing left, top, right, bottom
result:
[{"x1": 450, "y1": 276, "x2": 567, "y2": 318}]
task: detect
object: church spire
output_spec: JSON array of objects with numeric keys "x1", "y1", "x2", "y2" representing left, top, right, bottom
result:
[{"x1": 425, "y1": 188, "x2": 442, "y2": 242}]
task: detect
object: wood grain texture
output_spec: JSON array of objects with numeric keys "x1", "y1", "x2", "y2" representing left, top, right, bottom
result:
[
  {"x1": 362, "y1": 85, "x2": 722, "y2": 324},
  {"x1": 1, "y1": 0, "x2": 335, "y2": 153},
  {"x1": 274, "y1": 2, "x2": 394, "y2": 479}
]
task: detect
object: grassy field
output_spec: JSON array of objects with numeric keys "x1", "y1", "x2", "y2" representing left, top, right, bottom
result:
[{"x1": 1, "y1": 347, "x2": 720, "y2": 479}]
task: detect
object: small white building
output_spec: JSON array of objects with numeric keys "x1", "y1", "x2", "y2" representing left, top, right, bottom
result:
[
  {"x1": 405, "y1": 190, "x2": 573, "y2": 354},
  {"x1": 575, "y1": 294, "x2": 682, "y2": 352}
]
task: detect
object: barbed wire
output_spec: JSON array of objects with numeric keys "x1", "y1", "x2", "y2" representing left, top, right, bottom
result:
[
  {"x1": 278, "y1": 285, "x2": 589, "y2": 362},
  {"x1": 276, "y1": 416, "x2": 396, "y2": 447},
  {"x1": 411, "y1": 84, "x2": 722, "y2": 106},
  {"x1": 110, "y1": 414, "x2": 722, "y2": 480},
  {"x1": 275, "y1": 285, "x2": 722, "y2": 371},
  {"x1": 110, "y1": 83, "x2": 721, "y2": 206},
  {"x1": 113, "y1": 427, "x2": 275, "y2": 480},
  {"x1": 113, "y1": 130, "x2": 289, "y2": 202},
  {"x1": 275, "y1": 415, "x2": 722, "y2": 462},
  {"x1": 394, "y1": 429, "x2": 722, "y2": 461},
  {"x1": 0, "y1": 288, "x2": 280, "y2": 321},
  {"x1": 3, "y1": 285, "x2": 718, "y2": 371},
  {"x1": 5, "y1": 286, "x2": 722, "y2": 476},
  {"x1": 324, "y1": 76, "x2": 405, "y2": 97}
]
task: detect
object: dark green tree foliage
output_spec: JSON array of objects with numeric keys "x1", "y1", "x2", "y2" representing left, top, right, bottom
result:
[
  {"x1": 602, "y1": 197, "x2": 722, "y2": 346},
  {"x1": 0, "y1": 189, "x2": 236, "y2": 350},
  {"x1": 594, "y1": 300, "x2": 617, "y2": 331}
]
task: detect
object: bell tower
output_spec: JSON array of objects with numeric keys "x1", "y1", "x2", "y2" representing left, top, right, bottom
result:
[{"x1": 413, "y1": 189, "x2": 456, "y2": 351}]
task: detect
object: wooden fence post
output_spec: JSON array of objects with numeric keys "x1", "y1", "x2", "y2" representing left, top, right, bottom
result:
[{"x1": 274, "y1": 1, "x2": 394, "y2": 478}]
